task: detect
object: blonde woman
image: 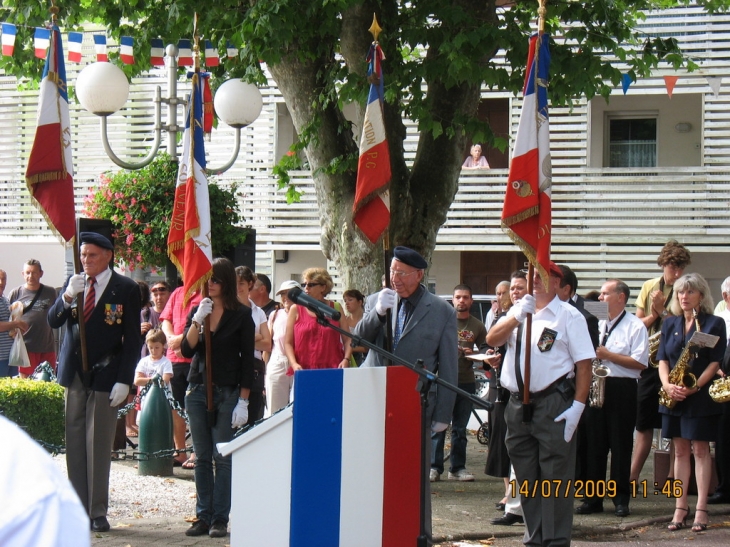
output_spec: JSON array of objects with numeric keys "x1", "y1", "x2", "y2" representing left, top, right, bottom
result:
[{"x1": 285, "y1": 268, "x2": 352, "y2": 371}]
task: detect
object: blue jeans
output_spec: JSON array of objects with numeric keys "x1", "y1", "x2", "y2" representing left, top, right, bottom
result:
[
  {"x1": 431, "y1": 382, "x2": 475, "y2": 474},
  {"x1": 0, "y1": 359, "x2": 17, "y2": 377},
  {"x1": 185, "y1": 383, "x2": 239, "y2": 525}
]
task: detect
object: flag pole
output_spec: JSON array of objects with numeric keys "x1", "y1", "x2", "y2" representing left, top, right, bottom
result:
[
  {"x1": 191, "y1": 14, "x2": 216, "y2": 428},
  {"x1": 521, "y1": 0, "x2": 548, "y2": 423}
]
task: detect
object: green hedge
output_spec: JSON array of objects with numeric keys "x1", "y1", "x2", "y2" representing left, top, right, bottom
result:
[{"x1": 0, "y1": 378, "x2": 65, "y2": 449}]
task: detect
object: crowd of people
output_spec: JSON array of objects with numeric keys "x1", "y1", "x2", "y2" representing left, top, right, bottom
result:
[{"x1": 3, "y1": 238, "x2": 730, "y2": 544}]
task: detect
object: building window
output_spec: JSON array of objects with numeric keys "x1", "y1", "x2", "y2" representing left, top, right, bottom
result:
[{"x1": 607, "y1": 117, "x2": 657, "y2": 167}]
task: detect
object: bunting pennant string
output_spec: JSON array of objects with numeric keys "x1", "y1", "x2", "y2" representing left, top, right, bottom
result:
[
  {"x1": 707, "y1": 76, "x2": 722, "y2": 98},
  {"x1": 621, "y1": 73, "x2": 633, "y2": 95},
  {"x1": 664, "y1": 75, "x2": 678, "y2": 98},
  {"x1": 150, "y1": 38, "x2": 165, "y2": 66},
  {"x1": 93, "y1": 34, "x2": 107, "y2": 61},
  {"x1": 67, "y1": 32, "x2": 82, "y2": 63},
  {"x1": 226, "y1": 40, "x2": 238, "y2": 59},
  {"x1": 204, "y1": 40, "x2": 219, "y2": 67},
  {"x1": 34, "y1": 28, "x2": 50, "y2": 59},
  {"x1": 177, "y1": 39, "x2": 192, "y2": 66},
  {"x1": 120, "y1": 36, "x2": 134, "y2": 64},
  {"x1": 1, "y1": 23, "x2": 16, "y2": 57}
]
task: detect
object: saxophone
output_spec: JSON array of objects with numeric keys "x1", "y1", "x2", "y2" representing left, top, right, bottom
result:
[
  {"x1": 647, "y1": 332, "x2": 661, "y2": 368},
  {"x1": 589, "y1": 358, "x2": 610, "y2": 408},
  {"x1": 658, "y1": 310, "x2": 699, "y2": 409}
]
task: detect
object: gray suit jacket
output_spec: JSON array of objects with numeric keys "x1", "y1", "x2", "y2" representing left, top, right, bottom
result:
[{"x1": 354, "y1": 287, "x2": 458, "y2": 424}]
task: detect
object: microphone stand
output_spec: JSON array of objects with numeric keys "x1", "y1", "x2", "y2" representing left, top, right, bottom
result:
[{"x1": 303, "y1": 305, "x2": 492, "y2": 547}]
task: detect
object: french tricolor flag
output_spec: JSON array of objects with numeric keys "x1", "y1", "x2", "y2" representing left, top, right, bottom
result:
[
  {"x1": 226, "y1": 40, "x2": 237, "y2": 59},
  {"x1": 177, "y1": 39, "x2": 192, "y2": 66},
  {"x1": 223, "y1": 367, "x2": 422, "y2": 546},
  {"x1": 67, "y1": 32, "x2": 82, "y2": 63},
  {"x1": 150, "y1": 38, "x2": 164, "y2": 66},
  {"x1": 204, "y1": 40, "x2": 219, "y2": 67},
  {"x1": 34, "y1": 28, "x2": 50, "y2": 59},
  {"x1": 120, "y1": 36, "x2": 134, "y2": 65},
  {"x1": 93, "y1": 34, "x2": 107, "y2": 62},
  {"x1": 1, "y1": 23, "x2": 16, "y2": 57}
]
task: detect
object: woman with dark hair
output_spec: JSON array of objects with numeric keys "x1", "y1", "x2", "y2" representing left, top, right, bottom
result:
[
  {"x1": 285, "y1": 267, "x2": 352, "y2": 372},
  {"x1": 659, "y1": 273, "x2": 726, "y2": 533},
  {"x1": 342, "y1": 289, "x2": 367, "y2": 366},
  {"x1": 181, "y1": 258, "x2": 255, "y2": 538}
]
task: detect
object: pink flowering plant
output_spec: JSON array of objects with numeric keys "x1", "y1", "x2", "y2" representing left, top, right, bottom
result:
[{"x1": 82, "y1": 155, "x2": 247, "y2": 270}]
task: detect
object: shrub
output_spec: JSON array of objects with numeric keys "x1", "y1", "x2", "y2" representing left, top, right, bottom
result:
[{"x1": 0, "y1": 378, "x2": 65, "y2": 450}]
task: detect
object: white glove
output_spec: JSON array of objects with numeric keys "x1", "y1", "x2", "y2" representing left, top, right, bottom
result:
[
  {"x1": 109, "y1": 383, "x2": 130, "y2": 407},
  {"x1": 64, "y1": 274, "x2": 86, "y2": 301},
  {"x1": 192, "y1": 298, "x2": 213, "y2": 325},
  {"x1": 231, "y1": 398, "x2": 249, "y2": 428},
  {"x1": 375, "y1": 288, "x2": 397, "y2": 316},
  {"x1": 508, "y1": 294, "x2": 536, "y2": 323},
  {"x1": 431, "y1": 421, "x2": 448, "y2": 433},
  {"x1": 554, "y1": 400, "x2": 585, "y2": 442}
]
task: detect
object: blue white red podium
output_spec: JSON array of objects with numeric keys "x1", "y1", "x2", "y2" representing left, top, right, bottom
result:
[{"x1": 219, "y1": 366, "x2": 422, "y2": 547}]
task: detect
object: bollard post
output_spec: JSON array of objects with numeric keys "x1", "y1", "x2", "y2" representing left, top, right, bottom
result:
[{"x1": 138, "y1": 378, "x2": 174, "y2": 476}]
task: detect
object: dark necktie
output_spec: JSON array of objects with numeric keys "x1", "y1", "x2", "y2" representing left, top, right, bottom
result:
[
  {"x1": 84, "y1": 277, "x2": 96, "y2": 322},
  {"x1": 393, "y1": 301, "x2": 407, "y2": 349}
]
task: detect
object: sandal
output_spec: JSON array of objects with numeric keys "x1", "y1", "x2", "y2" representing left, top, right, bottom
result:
[
  {"x1": 692, "y1": 508, "x2": 708, "y2": 532},
  {"x1": 668, "y1": 507, "x2": 689, "y2": 531},
  {"x1": 182, "y1": 457, "x2": 196, "y2": 469}
]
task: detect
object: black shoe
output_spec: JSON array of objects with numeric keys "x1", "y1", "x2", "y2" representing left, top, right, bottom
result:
[
  {"x1": 90, "y1": 516, "x2": 110, "y2": 532},
  {"x1": 209, "y1": 521, "x2": 228, "y2": 538},
  {"x1": 575, "y1": 501, "x2": 604, "y2": 515},
  {"x1": 615, "y1": 504, "x2": 630, "y2": 517},
  {"x1": 708, "y1": 492, "x2": 730, "y2": 505},
  {"x1": 491, "y1": 512, "x2": 524, "y2": 526},
  {"x1": 185, "y1": 520, "x2": 210, "y2": 537}
]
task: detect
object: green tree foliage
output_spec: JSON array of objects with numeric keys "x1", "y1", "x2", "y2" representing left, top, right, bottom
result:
[
  {"x1": 82, "y1": 155, "x2": 247, "y2": 270},
  {"x1": 2, "y1": 0, "x2": 727, "y2": 289}
]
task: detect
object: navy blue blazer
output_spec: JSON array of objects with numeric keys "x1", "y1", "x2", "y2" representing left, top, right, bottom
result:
[
  {"x1": 48, "y1": 271, "x2": 142, "y2": 391},
  {"x1": 657, "y1": 311, "x2": 726, "y2": 417}
]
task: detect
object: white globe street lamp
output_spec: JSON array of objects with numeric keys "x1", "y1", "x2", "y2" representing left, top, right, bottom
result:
[{"x1": 75, "y1": 44, "x2": 263, "y2": 174}]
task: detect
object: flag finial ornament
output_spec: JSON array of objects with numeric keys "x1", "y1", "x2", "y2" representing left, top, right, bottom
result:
[{"x1": 369, "y1": 14, "x2": 382, "y2": 42}]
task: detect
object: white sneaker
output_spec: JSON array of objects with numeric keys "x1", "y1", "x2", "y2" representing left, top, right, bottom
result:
[
  {"x1": 448, "y1": 469, "x2": 475, "y2": 482},
  {"x1": 429, "y1": 468, "x2": 441, "y2": 482}
]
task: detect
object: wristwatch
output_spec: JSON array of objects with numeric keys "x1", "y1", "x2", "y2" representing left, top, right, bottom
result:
[{"x1": 661, "y1": 310, "x2": 669, "y2": 318}]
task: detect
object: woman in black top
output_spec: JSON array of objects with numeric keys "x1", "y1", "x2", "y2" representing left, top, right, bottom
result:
[
  {"x1": 181, "y1": 258, "x2": 255, "y2": 538},
  {"x1": 658, "y1": 273, "x2": 726, "y2": 533}
]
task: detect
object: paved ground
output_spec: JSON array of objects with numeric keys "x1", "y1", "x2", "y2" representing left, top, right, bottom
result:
[{"x1": 88, "y1": 430, "x2": 730, "y2": 546}]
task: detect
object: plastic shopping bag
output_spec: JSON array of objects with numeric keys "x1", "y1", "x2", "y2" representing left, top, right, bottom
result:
[{"x1": 8, "y1": 334, "x2": 30, "y2": 370}]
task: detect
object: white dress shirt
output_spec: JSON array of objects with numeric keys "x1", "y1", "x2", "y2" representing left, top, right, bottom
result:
[{"x1": 597, "y1": 311, "x2": 648, "y2": 379}]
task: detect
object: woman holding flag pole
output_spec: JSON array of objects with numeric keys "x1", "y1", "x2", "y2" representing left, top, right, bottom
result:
[{"x1": 487, "y1": 2, "x2": 595, "y2": 546}]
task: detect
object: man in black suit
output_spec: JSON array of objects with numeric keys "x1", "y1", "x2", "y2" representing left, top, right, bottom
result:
[{"x1": 48, "y1": 232, "x2": 141, "y2": 532}]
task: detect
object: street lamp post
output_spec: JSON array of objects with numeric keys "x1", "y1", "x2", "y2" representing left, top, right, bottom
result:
[{"x1": 75, "y1": 44, "x2": 263, "y2": 175}]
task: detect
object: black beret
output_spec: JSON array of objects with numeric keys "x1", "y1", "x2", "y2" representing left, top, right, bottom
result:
[
  {"x1": 393, "y1": 246, "x2": 428, "y2": 270},
  {"x1": 79, "y1": 232, "x2": 114, "y2": 251}
]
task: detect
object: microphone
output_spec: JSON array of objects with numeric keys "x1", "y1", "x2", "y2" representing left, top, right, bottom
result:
[{"x1": 288, "y1": 286, "x2": 341, "y2": 321}]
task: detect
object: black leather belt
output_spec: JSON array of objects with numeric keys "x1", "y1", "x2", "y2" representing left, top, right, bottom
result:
[{"x1": 510, "y1": 374, "x2": 569, "y2": 402}]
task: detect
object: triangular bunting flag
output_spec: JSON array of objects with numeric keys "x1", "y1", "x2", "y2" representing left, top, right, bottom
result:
[
  {"x1": 151, "y1": 38, "x2": 164, "y2": 66},
  {"x1": 34, "y1": 28, "x2": 50, "y2": 59},
  {"x1": 93, "y1": 34, "x2": 108, "y2": 62},
  {"x1": 120, "y1": 36, "x2": 134, "y2": 65},
  {"x1": 707, "y1": 76, "x2": 722, "y2": 98},
  {"x1": 1, "y1": 23, "x2": 17, "y2": 57},
  {"x1": 178, "y1": 39, "x2": 192, "y2": 66},
  {"x1": 67, "y1": 32, "x2": 82, "y2": 63},
  {"x1": 621, "y1": 73, "x2": 633, "y2": 95},
  {"x1": 664, "y1": 75, "x2": 678, "y2": 98}
]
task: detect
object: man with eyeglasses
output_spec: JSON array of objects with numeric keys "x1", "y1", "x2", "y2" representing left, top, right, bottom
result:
[
  {"x1": 250, "y1": 273, "x2": 279, "y2": 318},
  {"x1": 354, "y1": 245, "x2": 457, "y2": 538}
]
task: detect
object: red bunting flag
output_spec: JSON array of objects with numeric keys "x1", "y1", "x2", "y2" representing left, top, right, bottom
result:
[
  {"x1": 353, "y1": 42, "x2": 391, "y2": 244},
  {"x1": 664, "y1": 75, "x2": 678, "y2": 98},
  {"x1": 501, "y1": 33, "x2": 552, "y2": 283},
  {"x1": 25, "y1": 26, "x2": 76, "y2": 243}
]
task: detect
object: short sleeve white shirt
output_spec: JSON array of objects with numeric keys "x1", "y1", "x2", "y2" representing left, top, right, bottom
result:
[
  {"x1": 499, "y1": 296, "x2": 596, "y2": 393},
  {"x1": 597, "y1": 311, "x2": 648, "y2": 379},
  {"x1": 251, "y1": 302, "x2": 267, "y2": 360}
]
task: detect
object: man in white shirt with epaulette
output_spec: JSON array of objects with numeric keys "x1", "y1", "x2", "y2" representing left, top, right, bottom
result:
[{"x1": 487, "y1": 262, "x2": 594, "y2": 547}]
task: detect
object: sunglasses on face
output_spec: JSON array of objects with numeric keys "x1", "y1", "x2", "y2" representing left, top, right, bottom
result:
[
  {"x1": 150, "y1": 287, "x2": 168, "y2": 294},
  {"x1": 302, "y1": 282, "x2": 323, "y2": 288},
  {"x1": 209, "y1": 278, "x2": 222, "y2": 285}
]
